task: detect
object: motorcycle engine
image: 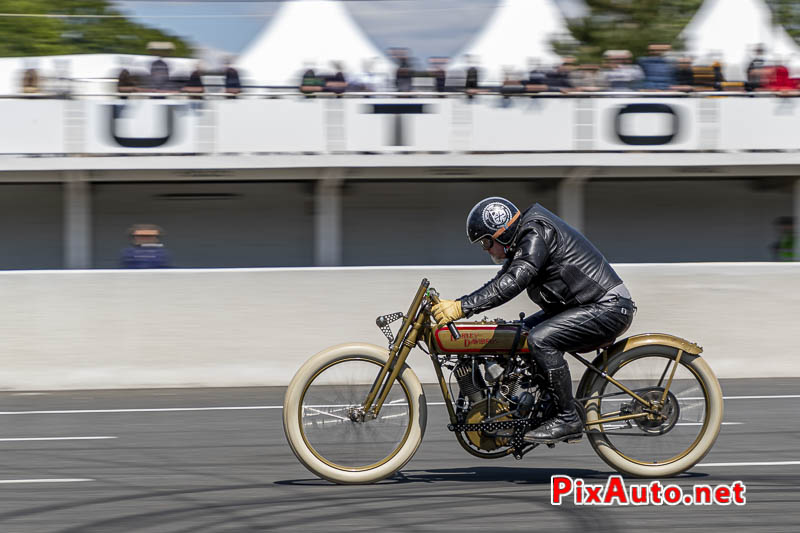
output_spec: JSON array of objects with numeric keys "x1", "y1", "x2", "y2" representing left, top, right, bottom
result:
[{"x1": 454, "y1": 360, "x2": 523, "y2": 451}]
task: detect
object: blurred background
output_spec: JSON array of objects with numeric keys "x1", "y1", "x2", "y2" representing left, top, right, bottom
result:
[
  {"x1": 0, "y1": 0, "x2": 798, "y2": 270},
  {"x1": 1, "y1": 0, "x2": 800, "y2": 389}
]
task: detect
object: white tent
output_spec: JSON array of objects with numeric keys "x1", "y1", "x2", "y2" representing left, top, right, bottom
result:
[
  {"x1": 448, "y1": 0, "x2": 570, "y2": 85},
  {"x1": 682, "y1": 0, "x2": 800, "y2": 81},
  {"x1": 236, "y1": 0, "x2": 394, "y2": 88}
]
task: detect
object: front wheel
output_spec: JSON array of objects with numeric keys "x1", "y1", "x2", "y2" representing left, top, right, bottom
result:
[
  {"x1": 283, "y1": 343, "x2": 427, "y2": 484},
  {"x1": 579, "y1": 344, "x2": 723, "y2": 477}
]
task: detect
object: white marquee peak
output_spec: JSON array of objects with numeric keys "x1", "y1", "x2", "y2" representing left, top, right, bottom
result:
[
  {"x1": 449, "y1": 0, "x2": 569, "y2": 84},
  {"x1": 236, "y1": 0, "x2": 393, "y2": 87},
  {"x1": 682, "y1": 0, "x2": 800, "y2": 80}
]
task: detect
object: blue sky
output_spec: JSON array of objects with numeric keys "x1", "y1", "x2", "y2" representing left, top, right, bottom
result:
[{"x1": 113, "y1": 0, "x2": 586, "y2": 60}]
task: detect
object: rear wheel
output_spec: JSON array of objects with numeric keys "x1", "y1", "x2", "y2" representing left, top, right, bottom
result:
[
  {"x1": 579, "y1": 345, "x2": 723, "y2": 477},
  {"x1": 283, "y1": 343, "x2": 427, "y2": 484}
]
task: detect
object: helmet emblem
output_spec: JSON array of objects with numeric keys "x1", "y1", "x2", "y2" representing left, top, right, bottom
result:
[{"x1": 482, "y1": 202, "x2": 513, "y2": 230}]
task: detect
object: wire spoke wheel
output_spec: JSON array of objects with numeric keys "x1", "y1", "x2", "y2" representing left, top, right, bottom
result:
[
  {"x1": 283, "y1": 343, "x2": 426, "y2": 484},
  {"x1": 581, "y1": 344, "x2": 723, "y2": 477},
  {"x1": 301, "y1": 358, "x2": 412, "y2": 469}
]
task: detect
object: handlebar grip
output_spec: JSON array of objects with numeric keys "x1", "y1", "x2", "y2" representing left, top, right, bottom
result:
[
  {"x1": 429, "y1": 290, "x2": 461, "y2": 340},
  {"x1": 447, "y1": 322, "x2": 461, "y2": 341}
]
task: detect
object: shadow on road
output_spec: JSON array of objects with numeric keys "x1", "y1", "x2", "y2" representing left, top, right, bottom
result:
[{"x1": 275, "y1": 466, "x2": 710, "y2": 486}]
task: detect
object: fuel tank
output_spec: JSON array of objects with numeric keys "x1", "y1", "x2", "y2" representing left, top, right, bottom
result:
[{"x1": 433, "y1": 322, "x2": 530, "y2": 355}]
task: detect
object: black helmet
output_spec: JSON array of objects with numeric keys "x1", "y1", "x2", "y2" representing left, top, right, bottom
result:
[{"x1": 466, "y1": 197, "x2": 521, "y2": 247}]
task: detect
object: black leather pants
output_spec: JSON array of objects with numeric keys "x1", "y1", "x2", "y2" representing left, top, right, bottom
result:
[{"x1": 523, "y1": 298, "x2": 635, "y2": 372}]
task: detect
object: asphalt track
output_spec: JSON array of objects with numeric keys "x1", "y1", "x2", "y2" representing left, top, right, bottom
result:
[{"x1": 0, "y1": 378, "x2": 798, "y2": 532}]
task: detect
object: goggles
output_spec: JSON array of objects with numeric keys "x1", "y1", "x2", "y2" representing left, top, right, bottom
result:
[{"x1": 477, "y1": 237, "x2": 494, "y2": 250}]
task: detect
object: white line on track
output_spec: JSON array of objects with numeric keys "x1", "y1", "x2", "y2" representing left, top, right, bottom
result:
[
  {"x1": 0, "y1": 394, "x2": 795, "y2": 416},
  {"x1": 0, "y1": 436, "x2": 116, "y2": 442},
  {"x1": 719, "y1": 395, "x2": 800, "y2": 400},
  {"x1": 699, "y1": 461, "x2": 800, "y2": 467},
  {"x1": 0, "y1": 406, "x2": 283, "y2": 415},
  {"x1": 0, "y1": 479, "x2": 94, "y2": 484}
]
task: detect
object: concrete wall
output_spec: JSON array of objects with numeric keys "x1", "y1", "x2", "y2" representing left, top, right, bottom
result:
[{"x1": 0, "y1": 263, "x2": 797, "y2": 391}]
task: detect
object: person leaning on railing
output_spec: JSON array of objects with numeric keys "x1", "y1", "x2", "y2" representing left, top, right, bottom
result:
[
  {"x1": 117, "y1": 68, "x2": 138, "y2": 94},
  {"x1": 300, "y1": 68, "x2": 324, "y2": 94},
  {"x1": 223, "y1": 59, "x2": 241, "y2": 96},
  {"x1": 638, "y1": 44, "x2": 675, "y2": 90},
  {"x1": 21, "y1": 68, "x2": 40, "y2": 94},
  {"x1": 600, "y1": 50, "x2": 643, "y2": 91},
  {"x1": 182, "y1": 63, "x2": 204, "y2": 99}
]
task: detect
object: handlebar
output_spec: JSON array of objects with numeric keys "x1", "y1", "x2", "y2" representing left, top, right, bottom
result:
[{"x1": 428, "y1": 289, "x2": 461, "y2": 341}]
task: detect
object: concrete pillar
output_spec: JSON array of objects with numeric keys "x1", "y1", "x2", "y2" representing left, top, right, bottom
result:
[
  {"x1": 795, "y1": 178, "x2": 800, "y2": 261},
  {"x1": 558, "y1": 167, "x2": 593, "y2": 233},
  {"x1": 63, "y1": 171, "x2": 92, "y2": 269},
  {"x1": 314, "y1": 170, "x2": 344, "y2": 266}
]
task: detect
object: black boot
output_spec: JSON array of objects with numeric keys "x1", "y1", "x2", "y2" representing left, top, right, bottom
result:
[{"x1": 525, "y1": 364, "x2": 583, "y2": 444}]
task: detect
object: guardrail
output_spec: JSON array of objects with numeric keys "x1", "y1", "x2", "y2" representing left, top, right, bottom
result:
[
  {"x1": 0, "y1": 264, "x2": 796, "y2": 390},
  {"x1": 4, "y1": 92, "x2": 800, "y2": 156}
]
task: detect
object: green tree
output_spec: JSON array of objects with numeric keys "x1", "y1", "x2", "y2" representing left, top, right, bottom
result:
[
  {"x1": 556, "y1": 0, "x2": 703, "y2": 63},
  {"x1": 0, "y1": 1, "x2": 192, "y2": 57},
  {"x1": 768, "y1": 0, "x2": 800, "y2": 43}
]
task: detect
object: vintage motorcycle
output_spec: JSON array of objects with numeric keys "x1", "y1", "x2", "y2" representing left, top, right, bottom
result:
[{"x1": 283, "y1": 279, "x2": 723, "y2": 484}]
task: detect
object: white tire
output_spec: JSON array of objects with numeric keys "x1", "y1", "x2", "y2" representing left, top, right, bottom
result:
[{"x1": 283, "y1": 343, "x2": 427, "y2": 484}]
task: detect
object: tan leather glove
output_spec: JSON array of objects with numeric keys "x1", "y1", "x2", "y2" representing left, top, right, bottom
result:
[{"x1": 432, "y1": 299, "x2": 464, "y2": 327}]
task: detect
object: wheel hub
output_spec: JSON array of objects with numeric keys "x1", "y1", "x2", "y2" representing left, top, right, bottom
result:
[{"x1": 630, "y1": 388, "x2": 680, "y2": 434}]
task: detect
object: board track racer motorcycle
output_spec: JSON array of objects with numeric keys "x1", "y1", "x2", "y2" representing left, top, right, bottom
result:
[{"x1": 284, "y1": 279, "x2": 723, "y2": 484}]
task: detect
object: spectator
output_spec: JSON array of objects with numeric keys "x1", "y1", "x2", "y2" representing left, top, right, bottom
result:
[
  {"x1": 601, "y1": 50, "x2": 643, "y2": 91},
  {"x1": 117, "y1": 68, "x2": 137, "y2": 94},
  {"x1": 638, "y1": 44, "x2": 675, "y2": 90},
  {"x1": 465, "y1": 65, "x2": 479, "y2": 91},
  {"x1": 672, "y1": 57, "x2": 694, "y2": 91},
  {"x1": 396, "y1": 55, "x2": 413, "y2": 92},
  {"x1": 428, "y1": 57, "x2": 448, "y2": 92},
  {"x1": 121, "y1": 225, "x2": 171, "y2": 269},
  {"x1": 692, "y1": 59, "x2": 725, "y2": 90},
  {"x1": 223, "y1": 59, "x2": 241, "y2": 96},
  {"x1": 500, "y1": 68, "x2": 525, "y2": 97},
  {"x1": 325, "y1": 61, "x2": 347, "y2": 94},
  {"x1": 569, "y1": 64, "x2": 606, "y2": 92},
  {"x1": 762, "y1": 65, "x2": 797, "y2": 92},
  {"x1": 21, "y1": 68, "x2": 40, "y2": 93},
  {"x1": 299, "y1": 67, "x2": 324, "y2": 94},
  {"x1": 149, "y1": 56, "x2": 171, "y2": 91},
  {"x1": 545, "y1": 56, "x2": 575, "y2": 92},
  {"x1": 712, "y1": 60, "x2": 725, "y2": 89},
  {"x1": 746, "y1": 44, "x2": 767, "y2": 91},
  {"x1": 182, "y1": 62, "x2": 204, "y2": 96},
  {"x1": 525, "y1": 58, "x2": 549, "y2": 92}
]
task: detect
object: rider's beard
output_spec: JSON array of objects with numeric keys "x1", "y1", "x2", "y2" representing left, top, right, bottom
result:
[{"x1": 490, "y1": 253, "x2": 505, "y2": 265}]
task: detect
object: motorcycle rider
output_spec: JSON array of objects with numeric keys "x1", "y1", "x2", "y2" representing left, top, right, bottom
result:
[{"x1": 432, "y1": 197, "x2": 635, "y2": 444}]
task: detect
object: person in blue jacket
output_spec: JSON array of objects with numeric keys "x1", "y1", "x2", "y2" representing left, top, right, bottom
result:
[{"x1": 121, "y1": 224, "x2": 171, "y2": 268}]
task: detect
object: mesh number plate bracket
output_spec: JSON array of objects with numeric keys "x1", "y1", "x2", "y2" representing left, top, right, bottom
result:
[{"x1": 376, "y1": 312, "x2": 404, "y2": 344}]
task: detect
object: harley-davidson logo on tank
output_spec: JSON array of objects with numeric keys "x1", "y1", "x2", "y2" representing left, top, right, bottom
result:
[{"x1": 434, "y1": 324, "x2": 530, "y2": 354}]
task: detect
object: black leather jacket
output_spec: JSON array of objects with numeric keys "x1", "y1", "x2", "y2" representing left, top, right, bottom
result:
[{"x1": 459, "y1": 203, "x2": 623, "y2": 316}]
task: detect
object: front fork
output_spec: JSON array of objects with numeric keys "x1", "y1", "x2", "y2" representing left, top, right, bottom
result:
[{"x1": 361, "y1": 279, "x2": 430, "y2": 418}]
